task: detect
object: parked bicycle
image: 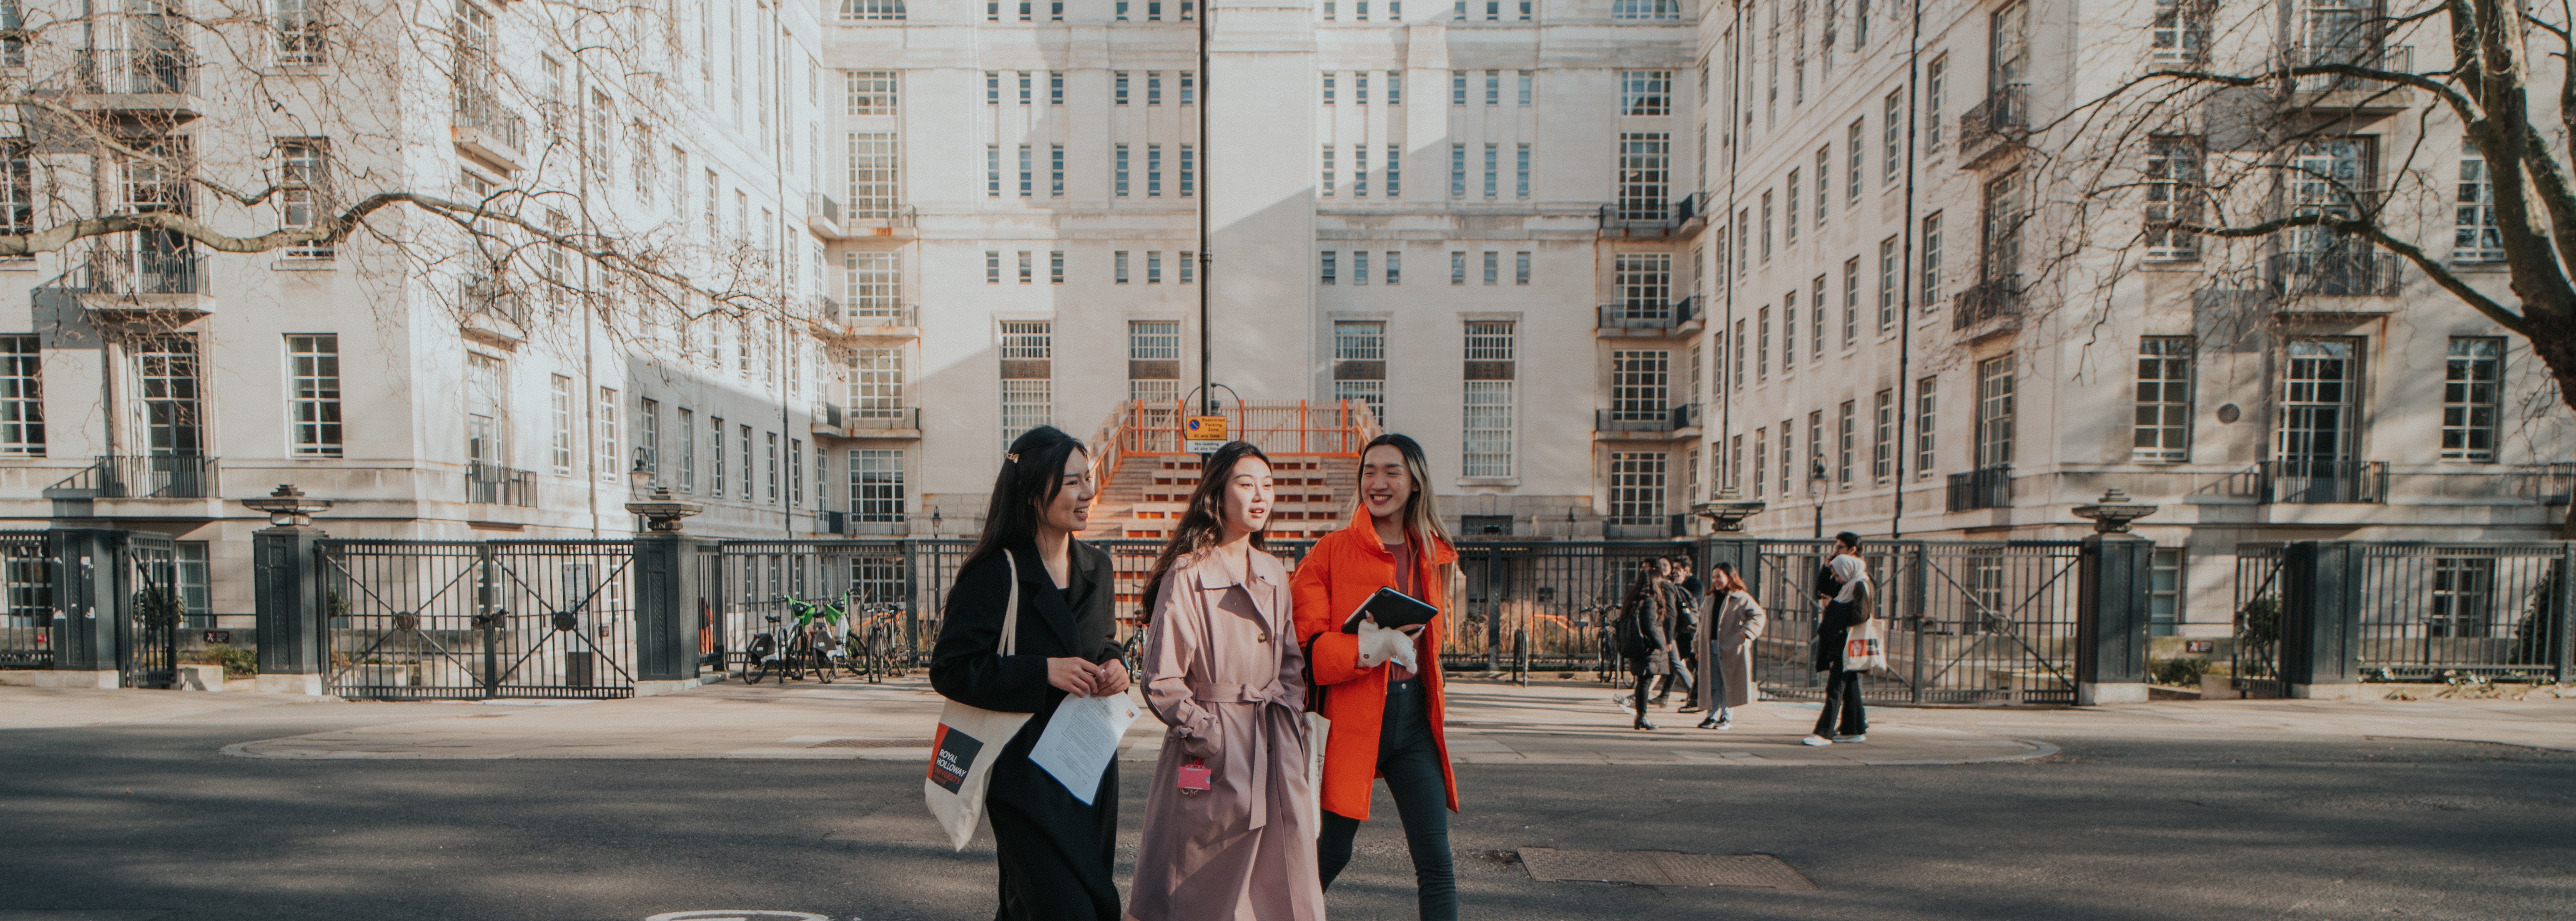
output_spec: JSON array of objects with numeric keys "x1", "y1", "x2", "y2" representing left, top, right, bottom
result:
[
  {"x1": 744, "y1": 594, "x2": 848, "y2": 684},
  {"x1": 843, "y1": 601, "x2": 911, "y2": 683}
]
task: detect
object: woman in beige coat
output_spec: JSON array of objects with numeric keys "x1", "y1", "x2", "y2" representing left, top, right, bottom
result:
[
  {"x1": 1697, "y1": 561, "x2": 1766, "y2": 731},
  {"x1": 1129, "y1": 442, "x2": 1324, "y2": 921}
]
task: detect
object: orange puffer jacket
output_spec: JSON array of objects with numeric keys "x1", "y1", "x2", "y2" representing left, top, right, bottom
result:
[{"x1": 1290, "y1": 506, "x2": 1460, "y2": 821}]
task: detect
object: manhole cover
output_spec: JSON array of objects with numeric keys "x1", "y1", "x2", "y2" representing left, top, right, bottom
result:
[
  {"x1": 644, "y1": 913, "x2": 831, "y2": 921},
  {"x1": 1517, "y1": 848, "x2": 1815, "y2": 890},
  {"x1": 807, "y1": 737, "x2": 933, "y2": 749}
]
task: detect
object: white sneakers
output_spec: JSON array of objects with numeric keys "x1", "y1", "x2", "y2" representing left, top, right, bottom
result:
[
  {"x1": 1800, "y1": 734, "x2": 1834, "y2": 746},
  {"x1": 1839, "y1": 734, "x2": 1867, "y2": 744}
]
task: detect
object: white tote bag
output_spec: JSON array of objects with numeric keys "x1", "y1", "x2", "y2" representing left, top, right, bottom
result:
[
  {"x1": 1841, "y1": 618, "x2": 1886, "y2": 673},
  {"x1": 925, "y1": 550, "x2": 1036, "y2": 851},
  {"x1": 1302, "y1": 711, "x2": 1330, "y2": 836}
]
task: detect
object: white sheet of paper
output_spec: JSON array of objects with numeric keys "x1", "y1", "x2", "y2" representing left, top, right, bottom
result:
[{"x1": 1028, "y1": 692, "x2": 1141, "y2": 805}]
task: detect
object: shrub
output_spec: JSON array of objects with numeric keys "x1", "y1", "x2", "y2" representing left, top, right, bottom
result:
[
  {"x1": 2152, "y1": 657, "x2": 2210, "y2": 688},
  {"x1": 193, "y1": 643, "x2": 260, "y2": 679}
]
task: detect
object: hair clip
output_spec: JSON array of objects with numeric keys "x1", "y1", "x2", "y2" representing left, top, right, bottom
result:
[{"x1": 1005, "y1": 453, "x2": 1020, "y2": 463}]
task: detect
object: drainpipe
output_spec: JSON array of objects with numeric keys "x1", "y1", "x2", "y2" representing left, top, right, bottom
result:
[{"x1": 1890, "y1": 0, "x2": 1924, "y2": 541}]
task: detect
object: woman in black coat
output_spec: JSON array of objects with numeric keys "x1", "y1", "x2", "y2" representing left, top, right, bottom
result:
[
  {"x1": 929, "y1": 425, "x2": 1131, "y2": 921},
  {"x1": 1617, "y1": 559, "x2": 1673, "y2": 731}
]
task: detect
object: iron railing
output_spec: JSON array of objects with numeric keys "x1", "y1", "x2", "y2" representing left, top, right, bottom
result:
[
  {"x1": 465, "y1": 461, "x2": 536, "y2": 506},
  {"x1": 320, "y1": 539, "x2": 638, "y2": 700},
  {"x1": 1595, "y1": 403, "x2": 1702, "y2": 434},
  {"x1": 451, "y1": 82, "x2": 526, "y2": 154},
  {"x1": 1953, "y1": 276, "x2": 2021, "y2": 330},
  {"x1": 1599, "y1": 202, "x2": 1678, "y2": 230},
  {"x1": 2252, "y1": 459, "x2": 2387, "y2": 504},
  {"x1": 1751, "y1": 539, "x2": 2085, "y2": 705},
  {"x1": 82, "y1": 47, "x2": 198, "y2": 96},
  {"x1": 2268, "y1": 248, "x2": 2400, "y2": 297},
  {"x1": 844, "y1": 302, "x2": 917, "y2": 327},
  {"x1": 1946, "y1": 465, "x2": 2012, "y2": 511},
  {"x1": 0, "y1": 531, "x2": 53, "y2": 669},
  {"x1": 1958, "y1": 83, "x2": 2030, "y2": 164},
  {"x1": 1597, "y1": 296, "x2": 1703, "y2": 332},
  {"x1": 1674, "y1": 190, "x2": 1712, "y2": 223},
  {"x1": 2292, "y1": 43, "x2": 2413, "y2": 92},
  {"x1": 846, "y1": 406, "x2": 920, "y2": 431},
  {"x1": 2351, "y1": 542, "x2": 2568, "y2": 680},
  {"x1": 57, "y1": 246, "x2": 206, "y2": 297},
  {"x1": 53, "y1": 455, "x2": 219, "y2": 499}
]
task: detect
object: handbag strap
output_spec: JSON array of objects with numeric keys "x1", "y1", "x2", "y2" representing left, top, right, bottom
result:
[{"x1": 999, "y1": 550, "x2": 1021, "y2": 657}]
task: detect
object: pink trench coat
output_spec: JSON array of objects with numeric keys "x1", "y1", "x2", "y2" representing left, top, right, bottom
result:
[{"x1": 1128, "y1": 548, "x2": 1326, "y2": 921}]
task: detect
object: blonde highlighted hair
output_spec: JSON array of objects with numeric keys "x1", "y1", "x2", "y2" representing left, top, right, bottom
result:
[{"x1": 1358, "y1": 433, "x2": 1460, "y2": 612}]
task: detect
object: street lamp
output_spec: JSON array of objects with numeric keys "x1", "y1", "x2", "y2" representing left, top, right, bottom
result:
[
  {"x1": 1809, "y1": 460, "x2": 1830, "y2": 540},
  {"x1": 626, "y1": 450, "x2": 652, "y2": 498}
]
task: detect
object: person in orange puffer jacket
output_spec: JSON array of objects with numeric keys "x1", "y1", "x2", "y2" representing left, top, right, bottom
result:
[{"x1": 1290, "y1": 433, "x2": 1460, "y2": 921}]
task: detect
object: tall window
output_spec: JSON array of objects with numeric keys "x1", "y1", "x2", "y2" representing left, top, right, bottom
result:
[
  {"x1": 178, "y1": 542, "x2": 210, "y2": 628},
  {"x1": 845, "y1": 252, "x2": 899, "y2": 317},
  {"x1": 2134, "y1": 336, "x2": 2194, "y2": 461},
  {"x1": 1915, "y1": 377, "x2": 1937, "y2": 477},
  {"x1": 1614, "y1": 253, "x2": 1673, "y2": 319},
  {"x1": 597, "y1": 388, "x2": 620, "y2": 483},
  {"x1": 846, "y1": 71, "x2": 898, "y2": 114},
  {"x1": 639, "y1": 398, "x2": 660, "y2": 481},
  {"x1": 1878, "y1": 236, "x2": 1899, "y2": 330},
  {"x1": 1463, "y1": 322, "x2": 1515, "y2": 477},
  {"x1": 2148, "y1": 549, "x2": 2184, "y2": 636},
  {"x1": 1883, "y1": 91, "x2": 1903, "y2": 185},
  {"x1": 1785, "y1": 169, "x2": 1799, "y2": 243},
  {"x1": 1333, "y1": 321, "x2": 1387, "y2": 423},
  {"x1": 2442, "y1": 337, "x2": 2502, "y2": 462},
  {"x1": 2145, "y1": 136, "x2": 2203, "y2": 260},
  {"x1": 549, "y1": 374, "x2": 574, "y2": 475},
  {"x1": 710, "y1": 415, "x2": 725, "y2": 497},
  {"x1": 847, "y1": 133, "x2": 898, "y2": 218},
  {"x1": 1753, "y1": 427, "x2": 1768, "y2": 498},
  {"x1": 1756, "y1": 307, "x2": 1770, "y2": 380},
  {"x1": 854, "y1": 449, "x2": 905, "y2": 521},
  {"x1": 1616, "y1": 133, "x2": 1670, "y2": 220},
  {"x1": 0, "y1": 335, "x2": 40, "y2": 455},
  {"x1": 274, "y1": 0, "x2": 326, "y2": 65},
  {"x1": 1872, "y1": 389, "x2": 1894, "y2": 482},
  {"x1": 1975, "y1": 355, "x2": 2015, "y2": 469},
  {"x1": 1846, "y1": 119, "x2": 1865, "y2": 204},
  {"x1": 286, "y1": 334, "x2": 341, "y2": 456},
  {"x1": 2456, "y1": 146, "x2": 2505, "y2": 262},
  {"x1": 1129, "y1": 320, "x2": 1182, "y2": 417},
  {"x1": 278, "y1": 140, "x2": 331, "y2": 259},
  {"x1": 853, "y1": 348, "x2": 906, "y2": 420},
  {"x1": 136, "y1": 335, "x2": 201, "y2": 456},
  {"x1": 1921, "y1": 213, "x2": 1945, "y2": 310},
  {"x1": 2276, "y1": 338, "x2": 2358, "y2": 466},
  {"x1": 1842, "y1": 258, "x2": 1861, "y2": 346},
  {"x1": 999, "y1": 321, "x2": 1053, "y2": 448},
  {"x1": 1610, "y1": 350, "x2": 1671, "y2": 423},
  {"x1": 1924, "y1": 56, "x2": 1946, "y2": 148},
  {"x1": 1608, "y1": 452, "x2": 1669, "y2": 524},
  {"x1": 1484, "y1": 143, "x2": 1498, "y2": 199},
  {"x1": 1619, "y1": 70, "x2": 1672, "y2": 115},
  {"x1": 765, "y1": 432, "x2": 780, "y2": 504},
  {"x1": 678, "y1": 407, "x2": 695, "y2": 492},
  {"x1": 1837, "y1": 400, "x2": 1857, "y2": 487},
  {"x1": 0, "y1": 142, "x2": 27, "y2": 237},
  {"x1": 1981, "y1": 171, "x2": 2023, "y2": 283},
  {"x1": 2151, "y1": 0, "x2": 2212, "y2": 62}
]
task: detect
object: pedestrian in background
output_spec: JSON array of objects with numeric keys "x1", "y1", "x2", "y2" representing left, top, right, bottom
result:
[
  {"x1": 1615, "y1": 558, "x2": 1673, "y2": 730},
  {"x1": 1655, "y1": 557, "x2": 1699, "y2": 710},
  {"x1": 926, "y1": 425, "x2": 1129, "y2": 920},
  {"x1": 1697, "y1": 561, "x2": 1765, "y2": 730},
  {"x1": 1293, "y1": 433, "x2": 1463, "y2": 921},
  {"x1": 1803, "y1": 531, "x2": 1871, "y2": 747},
  {"x1": 1129, "y1": 441, "x2": 1324, "y2": 921}
]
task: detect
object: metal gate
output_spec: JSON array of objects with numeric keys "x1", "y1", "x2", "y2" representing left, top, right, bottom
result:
[
  {"x1": 2230, "y1": 544, "x2": 2288, "y2": 697},
  {"x1": 1457, "y1": 540, "x2": 1693, "y2": 674},
  {"x1": 1751, "y1": 539, "x2": 2084, "y2": 705},
  {"x1": 118, "y1": 533, "x2": 178, "y2": 688},
  {"x1": 0, "y1": 531, "x2": 52, "y2": 668},
  {"x1": 320, "y1": 540, "x2": 637, "y2": 700}
]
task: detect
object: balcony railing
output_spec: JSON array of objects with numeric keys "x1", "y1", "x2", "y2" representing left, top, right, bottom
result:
[
  {"x1": 1946, "y1": 465, "x2": 2012, "y2": 511},
  {"x1": 1674, "y1": 191, "x2": 1712, "y2": 224},
  {"x1": 56, "y1": 245, "x2": 205, "y2": 297},
  {"x1": 809, "y1": 192, "x2": 840, "y2": 226},
  {"x1": 2268, "y1": 249, "x2": 2400, "y2": 297},
  {"x1": 1596, "y1": 296, "x2": 1702, "y2": 332},
  {"x1": 812, "y1": 401, "x2": 843, "y2": 429},
  {"x1": 2252, "y1": 459, "x2": 2387, "y2": 504},
  {"x1": 1599, "y1": 202, "x2": 1679, "y2": 232},
  {"x1": 465, "y1": 461, "x2": 537, "y2": 507},
  {"x1": 816, "y1": 294, "x2": 841, "y2": 323},
  {"x1": 2293, "y1": 43, "x2": 2413, "y2": 93},
  {"x1": 1958, "y1": 83, "x2": 2029, "y2": 166},
  {"x1": 81, "y1": 47, "x2": 198, "y2": 96},
  {"x1": 1595, "y1": 403, "x2": 1701, "y2": 434},
  {"x1": 53, "y1": 455, "x2": 220, "y2": 499},
  {"x1": 1953, "y1": 276, "x2": 2022, "y2": 330},
  {"x1": 843, "y1": 302, "x2": 917, "y2": 328},
  {"x1": 846, "y1": 407, "x2": 921, "y2": 431},
  {"x1": 451, "y1": 82, "x2": 526, "y2": 159}
]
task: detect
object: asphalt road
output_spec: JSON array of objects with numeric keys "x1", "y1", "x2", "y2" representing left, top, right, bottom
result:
[{"x1": 4, "y1": 715, "x2": 2571, "y2": 921}]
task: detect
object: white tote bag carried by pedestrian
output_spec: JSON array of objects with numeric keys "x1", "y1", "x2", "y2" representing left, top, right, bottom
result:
[
  {"x1": 1303, "y1": 711, "x2": 1330, "y2": 836},
  {"x1": 925, "y1": 550, "x2": 1035, "y2": 851},
  {"x1": 1841, "y1": 618, "x2": 1885, "y2": 672}
]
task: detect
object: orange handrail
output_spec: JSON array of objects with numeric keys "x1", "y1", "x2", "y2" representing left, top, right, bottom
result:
[{"x1": 1112, "y1": 399, "x2": 1375, "y2": 457}]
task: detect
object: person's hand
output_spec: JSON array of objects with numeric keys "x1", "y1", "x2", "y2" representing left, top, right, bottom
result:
[
  {"x1": 1093, "y1": 658, "x2": 1131, "y2": 696},
  {"x1": 1397, "y1": 623, "x2": 1425, "y2": 638},
  {"x1": 1046, "y1": 657, "x2": 1097, "y2": 696}
]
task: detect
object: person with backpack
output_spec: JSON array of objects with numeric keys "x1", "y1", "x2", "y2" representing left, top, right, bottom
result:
[
  {"x1": 1803, "y1": 531, "x2": 1872, "y2": 746},
  {"x1": 1615, "y1": 558, "x2": 1675, "y2": 730},
  {"x1": 1652, "y1": 557, "x2": 1698, "y2": 709}
]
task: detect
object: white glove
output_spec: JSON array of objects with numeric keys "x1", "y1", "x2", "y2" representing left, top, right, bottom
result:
[{"x1": 1356, "y1": 619, "x2": 1419, "y2": 672}]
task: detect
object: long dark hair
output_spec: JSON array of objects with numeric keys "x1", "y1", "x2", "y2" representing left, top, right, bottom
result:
[
  {"x1": 1138, "y1": 441, "x2": 1271, "y2": 621},
  {"x1": 957, "y1": 425, "x2": 1090, "y2": 577},
  {"x1": 1620, "y1": 557, "x2": 1665, "y2": 614}
]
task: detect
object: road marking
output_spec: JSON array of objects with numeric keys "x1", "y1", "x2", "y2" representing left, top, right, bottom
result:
[{"x1": 644, "y1": 911, "x2": 832, "y2": 921}]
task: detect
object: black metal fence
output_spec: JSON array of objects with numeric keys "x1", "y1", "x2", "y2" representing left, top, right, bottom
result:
[
  {"x1": 317, "y1": 539, "x2": 637, "y2": 700},
  {"x1": 1749, "y1": 539, "x2": 2085, "y2": 705},
  {"x1": 0, "y1": 531, "x2": 53, "y2": 667},
  {"x1": 2230, "y1": 541, "x2": 2574, "y2": 687},
  {"x1": 120, "y1": 533, "x2": 179, "y2": 689},
  {"x1": 2232, "y1": 544, "x2": 2288, "y2": 697}
]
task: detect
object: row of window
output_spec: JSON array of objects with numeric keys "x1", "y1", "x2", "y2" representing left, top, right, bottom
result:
[
  {"x1": 1319, "y1": 250, "x2": 1533, "y2": 286},
  {"x1": 981, "y1": 0, "x2": 1195, "y2": 22},
  {"x1": 981, "y1": 70, "x2": 1196, "y2": 107},
  {"x1": 986, "y1": 143, "x2": 1195, "y2": 199},
  {"x1": 981, "y1": 249, "x2": 1196, "y2": 284},
  {"x1": 1329, "y1": 321, "x2": 1519, "y2": 476},
  {"x1": 0, "y1": 334, "x2": 330, "y2": 459},
  {"x1": 837, "y1": 0, "x2": 1680, "y2": 22}
]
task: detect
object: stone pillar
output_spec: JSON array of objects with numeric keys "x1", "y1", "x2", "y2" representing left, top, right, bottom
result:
[
  {"x1": 2280, "y1": 541, "x2": 2364, "y2": 699},
  {"x1": 47, "y1": 529, "x2": 126, "y2": 687},
  {"x1": 251, "y1": 526, "x2": 327, "y2": 695},
  {"x1": 2075, "y1": 532, "x2": 2153, "y2": 705},
  {"x1": 633, "y1": 533, "x2": 713, "y2": 695}
]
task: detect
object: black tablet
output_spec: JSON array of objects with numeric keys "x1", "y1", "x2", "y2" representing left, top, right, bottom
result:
[{"x1": 1340, "y1": 586, "x2": 1439, "y2": 634}]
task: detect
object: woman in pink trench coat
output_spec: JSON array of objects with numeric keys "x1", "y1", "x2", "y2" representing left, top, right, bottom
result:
[{"x1": 1129, "y1": 443, "x2": 1325, "y2": 921}]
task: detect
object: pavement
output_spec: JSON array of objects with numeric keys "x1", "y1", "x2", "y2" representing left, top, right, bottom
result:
[{"x1": 5, "y1": 679, "x2": 2575, "y2": 920}]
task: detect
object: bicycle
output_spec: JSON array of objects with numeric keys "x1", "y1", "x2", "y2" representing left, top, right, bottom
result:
[
  {"x1": 745, "y1": 594, "x2": 849, "y2": 684},
  {"x1": 844, "y1": 601, "x2": 911, "y2": 683}
]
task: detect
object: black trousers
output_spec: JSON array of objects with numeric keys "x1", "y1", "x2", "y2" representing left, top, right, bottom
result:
[
  {"x1": 986, "y1": 745, "x2": 1120, "y2": 920},
  {"x1": 1318, "y1": 677, "x2": 1458, "y2": 921},
  {"x1": 1813, "y1": 669, "x2": 1867, "y2": 737}
]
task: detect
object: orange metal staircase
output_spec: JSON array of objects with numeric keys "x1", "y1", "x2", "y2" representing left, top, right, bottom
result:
[{"x1": 1083, "y1": 400, "x2": 1378, "y2": 541}]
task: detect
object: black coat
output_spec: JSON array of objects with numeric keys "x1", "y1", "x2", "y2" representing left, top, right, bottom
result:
[
  {"x1": 928, "y1": 537, "x2": 1123, "y2": 921},
  {"x1": 1663, "y1": 582, "x2": 1700, "y2": 653}
]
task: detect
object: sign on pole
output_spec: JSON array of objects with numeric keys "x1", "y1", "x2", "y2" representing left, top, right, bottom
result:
[{"x1": 1184, "y1": 415, "x2": 1229, "y2": 454}]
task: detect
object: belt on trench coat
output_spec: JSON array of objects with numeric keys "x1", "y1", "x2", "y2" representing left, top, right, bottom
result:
[{"x1": 1186, "y1": 679, "x2": 1298, "y2": 831}]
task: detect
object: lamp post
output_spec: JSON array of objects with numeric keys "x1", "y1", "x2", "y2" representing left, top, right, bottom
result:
[
  {"x1": 1809, "y1": 459, "x2": 1829, "y2": 540},
  {"x1": 626, "y1": 452, "x2": 653, "y2": 498}
]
